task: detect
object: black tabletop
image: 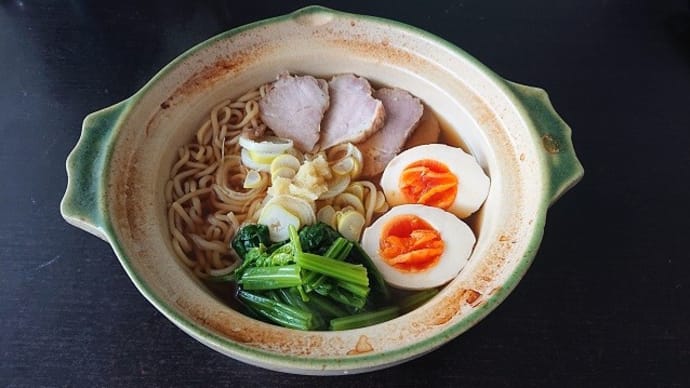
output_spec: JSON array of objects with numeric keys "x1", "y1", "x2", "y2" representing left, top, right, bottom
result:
[{"x1": 2, "y1": 1, "x2": 689, "y2": 386}]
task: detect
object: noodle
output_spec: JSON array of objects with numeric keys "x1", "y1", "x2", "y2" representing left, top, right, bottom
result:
[
  {"x1": 166, "y1": 88, "x2": 266, "y2": 278},
  {"x1": 358, "y1": 180, "x2": 379, "y2": 225}
]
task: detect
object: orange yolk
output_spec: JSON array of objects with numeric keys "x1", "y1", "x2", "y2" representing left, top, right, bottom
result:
[
  {"x1": 379, "y1": 214, "x2": 445, "y2": 272},
  {"x1": 398, "y1": 159, "x2": 458, "y2": 209}
]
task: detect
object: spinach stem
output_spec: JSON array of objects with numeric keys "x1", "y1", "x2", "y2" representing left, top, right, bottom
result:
[
  {"x1": 239, "y1": 265, "x2": 302, "y2": 290},
  {"x1": 237, "y1": 289, "x2": 315, "y2": 330},
  {"x1": 329, "y1": 306, "x2": 400, "y2": 331},
  {"x1": 295, "y1": 252, "x2": 369, "y2": 287}
]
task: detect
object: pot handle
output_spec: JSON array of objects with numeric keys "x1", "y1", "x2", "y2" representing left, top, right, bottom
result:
[
  {"x1": 60, "y1": 100, "x2": 129, "y2": 241},
  {"x1": 506, "y1": 81, "x2": 584, "y2": 206}
]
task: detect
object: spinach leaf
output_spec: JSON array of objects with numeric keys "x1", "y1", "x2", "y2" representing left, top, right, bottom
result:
[
  {"x1": 231, "y1": 224, "x2": 271, "y2": 259},
  {"x1": 298, "y1": 222, "x2": 341, "y2": 255}
]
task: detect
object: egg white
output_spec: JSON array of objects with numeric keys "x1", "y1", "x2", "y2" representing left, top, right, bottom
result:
[
  {"x1": 380, "y1": 144, "x2": 490, "y2": 219},
  {"x1": 361, "y1": 204, "x2": 476, "y2": 290}
]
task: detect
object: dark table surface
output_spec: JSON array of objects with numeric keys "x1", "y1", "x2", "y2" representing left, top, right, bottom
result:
[{"x1": 2, "y1": 1, "x2": 689, "y2": 386}]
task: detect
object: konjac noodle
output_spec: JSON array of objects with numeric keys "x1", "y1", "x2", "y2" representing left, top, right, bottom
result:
[{"x1": 165, "y1": 73, "x2": 490, "y2": 331}]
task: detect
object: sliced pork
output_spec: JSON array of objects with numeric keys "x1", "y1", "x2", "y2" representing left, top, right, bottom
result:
[
  {"x1": 259, "y1": 73, "x2": 330, "y2": 152},
  {"x1": 318, "y1": 74, "x2": 385, "y2": 150},
  {"x1": 403, "y1": 105, "x2": 441, "y2": 149},
  {"x1": 358, "y1": 88, "x2": 424, "y2": 177}
]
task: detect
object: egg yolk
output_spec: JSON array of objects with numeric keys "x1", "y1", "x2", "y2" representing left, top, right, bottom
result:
[
  {"x1": 398, "y1": 159, "x2": 458, "y2": 209},
  {"x1": 379, "y1": 214, "x2": 445, "y2": 272}
]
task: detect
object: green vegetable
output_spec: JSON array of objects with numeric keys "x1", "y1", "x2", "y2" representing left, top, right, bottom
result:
[
  {"x1": 288, "y1": 224, "x2": 303, "y2": 254},
  {"x1": 231, "y1": 244, "x2": 267, "y2": 281},
  {"x1": 336, "y1": 280, "x2": 370, "y2": 299},
  {"x1": 295, "y1": 284, "x2": 309, "y2": 302},
  {"x1": 325, "y1": 237, "x2": 353, "y2": 261},
  {"x1": 239, "y1": 265, "x2": 303, "y2": 290},
  {"x1": 327, "y1": 286, "x2": 367, "y2": 310},
  {"x1": 237, "y1": 290, "x2": 316, "y2": 330},
  {"x1": 228, "y1": 223, "x2": 415, "y2": 332},
  {"x1": 255, "y1": 243, "x2": 294, "y2": 267},
  {"x1": 310, "y1": 279, "x2": 333, "y2": 296},
  {"x1": 231, "y1": 224, "x2": 271, "y2": 259},
  {"x1": 278, "y1": 288, "x2": 326, "y2": 329},
  {"x1": 306, "y1": 293, "x2": 348, "y2": 319},
  {"x1": 295, "y1": 252, "x2": 369, "y2": 287},
  {"x1": 352, "y1": 242, "x2": 390, "y2": 302},
  {"x1": 329, "y1": 306, "x2": 400, "y2": 331},
  {"x1": 302, "y1": 237, "x2": 353, "y2": 291},
  {"x1": 233, "y1": 242, "x2": 295, "y2": 280},
  {"x1": 277, "y1": 287, "x2": 310, "y2": 311},
  {"x1": 298, "y1": 222, "x2": 340, "y2": 255}
]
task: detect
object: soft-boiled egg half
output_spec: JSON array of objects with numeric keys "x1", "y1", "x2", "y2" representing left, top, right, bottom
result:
[
  {"x1": 380, "y1": 144, "x2": 490, "y2": 219},
  {"x1": 361, "y1": 204, "x2": 475, "y2": 290}
]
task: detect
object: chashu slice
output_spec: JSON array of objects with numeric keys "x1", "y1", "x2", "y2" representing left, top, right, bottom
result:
[
  {"x1": 319, "y1": 74, "x2": 385, "y2": 150},
  {"x1": 259, "y1": 73, "x2": 330, "y2": 153},
  {"x1": 358, "y1": 87, "x2": 424, "y2": 178}
]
